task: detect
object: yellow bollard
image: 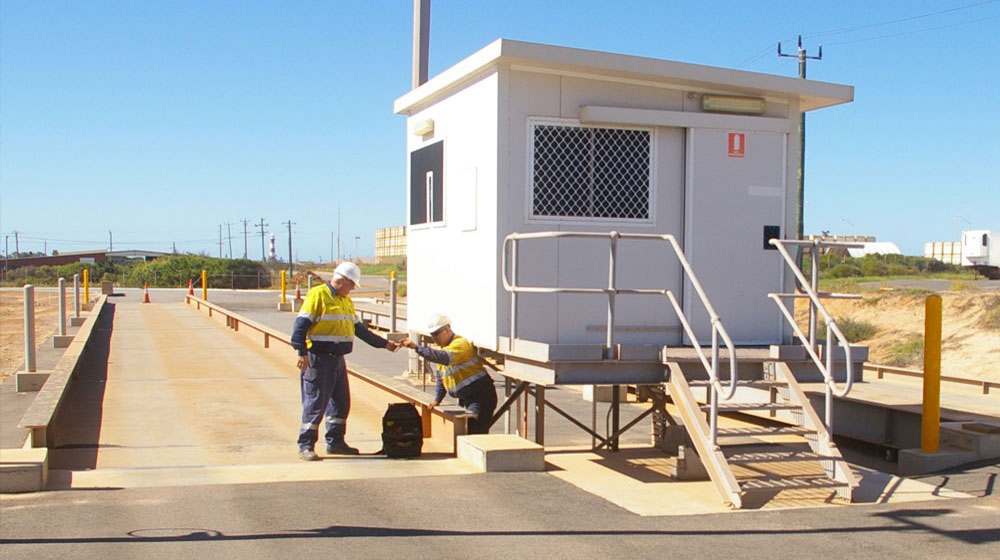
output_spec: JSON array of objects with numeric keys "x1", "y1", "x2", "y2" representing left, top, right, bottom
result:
[
  {"x1": 280, "y1": 270, "x2": 287, "y2": 304},
  {"x1": 83, "y1": 268, "x2": 90, "y2": 303},
  {"x1": 921, "y1": 295, "x2": 942, "y2": 453},
  {"x1": 201, "y1": 269, "x2": 207, "y2": 301}
]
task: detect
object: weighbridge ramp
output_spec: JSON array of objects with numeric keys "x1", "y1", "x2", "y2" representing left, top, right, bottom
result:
[{"x1": 493, "y1": 232, "x2": 864, "y2": 509}]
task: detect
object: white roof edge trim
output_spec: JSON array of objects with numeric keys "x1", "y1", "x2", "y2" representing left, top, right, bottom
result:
[{"x1": 394, "y1": 39, "x2": 853, "y2": 115}]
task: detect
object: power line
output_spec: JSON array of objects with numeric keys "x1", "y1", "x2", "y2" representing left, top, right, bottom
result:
[
  {"x1": 806, "y1": 0, "x2": 999, "y2": 39},
  {"x1": 825, "y1": 13, "x2": 1000, "y2": 46}
]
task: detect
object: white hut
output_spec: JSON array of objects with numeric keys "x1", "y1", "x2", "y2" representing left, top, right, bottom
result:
[{"x1": 394, "y1": 39, "x2": 853, "y2": 354}]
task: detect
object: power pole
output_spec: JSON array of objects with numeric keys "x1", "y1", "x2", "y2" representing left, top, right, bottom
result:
[
  {"x1": 256, "y1": 218, "x2": 268, "y2": 262},
  {"x1": 108, "y1": 230, "x2": 113, "y2": 252},
  {"x1": 242, "y1": 219, "x2": 250, "y2": 259},
  {"x1": 337, "y1": 207, "x2": 341, "y2": 262},
  {"x1": 226, "y1": 222, "x2": 233, "y2": 259},
  {"x1": 218, "y1": 225, "x2": 223, "y2": 258},
  {"x1": 283, "y1": 220, "x2": 296, "y2": 276},
  {"x1": 330, "y1": 232, "x2": 334, "y2": 263},
  {"x1": 12, "y1": 231, "x2": 18, "y2": 255},
  {"x1": 778, "y1": 35, "x2": 821, "y2": 268},
  {"x1": 354, "y1": 235, "x2": 360, "y2": 263}
]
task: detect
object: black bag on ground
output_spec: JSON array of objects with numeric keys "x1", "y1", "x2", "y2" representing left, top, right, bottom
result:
[{"x1": 382, "y1": 403, "x2": 423, "y2": 458}]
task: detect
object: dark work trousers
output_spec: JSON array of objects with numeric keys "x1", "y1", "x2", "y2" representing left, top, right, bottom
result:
[
  {"x1": 458, "y1": 376, "x2": 498, "y2": 435},
  {"x1": 298, "y1": 352, "x2": 351, "y2": 451}
]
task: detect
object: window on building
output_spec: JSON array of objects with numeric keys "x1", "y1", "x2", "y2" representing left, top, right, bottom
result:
[
  {"x1": 530, "y1": 122, "x2": 652, "y2": 221},
  {"x1": 410, "y1": 141, "x2": 443, "y2": 226}
]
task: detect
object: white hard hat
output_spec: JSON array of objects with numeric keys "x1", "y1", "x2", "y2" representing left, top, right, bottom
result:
[
  {"x1": 426, "y1": 313, "x2": 451, "y2": 334},
  {"x1": 333, "y1": 262, "x2": 362, "y2": 288}
]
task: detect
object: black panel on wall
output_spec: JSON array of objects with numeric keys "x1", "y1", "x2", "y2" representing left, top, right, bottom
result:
[{"x1": 410, "y1": 141, "x2": 443, "y2": 225}]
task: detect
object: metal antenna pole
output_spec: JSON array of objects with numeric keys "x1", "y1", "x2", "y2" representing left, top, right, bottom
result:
[
  {"x1": 284, "y1": 220, "x2": 296, "y2": 276},
  {"x1": 778, "y1": 35, "x2": 822, "y2": 269},
  {"x1": 256, "y1": 218, "x2": 268, "y2": 262}
]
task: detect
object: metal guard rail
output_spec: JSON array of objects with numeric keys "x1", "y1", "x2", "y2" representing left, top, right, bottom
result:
[
  {"x1": 768, "y1": 239, "x2": 857, "y2": 400},
  {"x1": 501, "y1": 231, "x2": 739, "y2": 406}
]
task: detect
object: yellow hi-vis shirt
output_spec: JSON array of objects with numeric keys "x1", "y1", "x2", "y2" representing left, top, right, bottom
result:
[
  {"x1": 297, "y1": 284, "x2": 356, "y2": 351},
  {"x1": 436, "y1": 335, "x2": 487, "y2": 396}
]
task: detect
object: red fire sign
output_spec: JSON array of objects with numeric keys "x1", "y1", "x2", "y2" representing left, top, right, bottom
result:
[{"x1": 728, "y1": 132, "x2": 745, "y2": 158}]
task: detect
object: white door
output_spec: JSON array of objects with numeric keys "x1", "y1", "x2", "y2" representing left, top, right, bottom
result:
[{"x1": 684, "y1": 128, "x2": 786, "y2": 345}]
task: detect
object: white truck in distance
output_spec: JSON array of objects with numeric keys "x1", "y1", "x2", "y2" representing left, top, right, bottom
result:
[{"x1": 962, "y1": 230, "x2": 1000, "y2": 279}]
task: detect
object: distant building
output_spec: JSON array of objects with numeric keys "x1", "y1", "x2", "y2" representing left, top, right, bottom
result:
[
  {"x1": 375, "y1": 225, "x2": 406, "y2": 265},
  {"x1": 924, "y1": 241, "x2": 963, "y2": 265}
]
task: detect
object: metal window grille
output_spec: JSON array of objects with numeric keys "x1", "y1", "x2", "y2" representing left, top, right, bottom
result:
[{"x1": 531, "y1": 123, "x2": 651, "y2": 220}]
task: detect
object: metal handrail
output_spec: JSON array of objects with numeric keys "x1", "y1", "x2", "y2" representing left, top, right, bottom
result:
[
  {"x1": 501, "y1": 231, "x2": 739, "y2": 445},
  {"x1": 768, "y1": 238, "x2": 860, "y2": 436}
]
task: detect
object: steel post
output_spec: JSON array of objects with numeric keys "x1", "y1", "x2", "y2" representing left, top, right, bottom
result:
[
  {"x1": 809, "y1": 241, "x2": 819, "y2": 350},
  {"x1": 83, "y1": 268, "x2": 89, "y2": 303},
  {"x1": 922, "y1": 295, "x2": 942, "y2": 452},
  {"x1": 509, "y1": 239, "x2": 517, "y2": 350},
  {"x1": 607, "y1": 232, "x2": 618, "y2": 358},
  {"x1": 24, "y1": 285, "x2": 36, "y2": 372},
  {"x1": 58, "y1": 278, "x2": 67, "y2": 336},
  {"x1": 201, "y1": 269, "x2": 207, "y2": 300},
  {"x1": 534, "y1": 384, "x2": 545, "y2": 445},
  {"x1": 610, "y1": 384, "x2": 620, "y2": 451},
  {"x1": 73, "y1": 274, "x2": 81, "y2": 318},
  {"x1": 390, "y1": 271, "x2": 398, "y2": 332}
]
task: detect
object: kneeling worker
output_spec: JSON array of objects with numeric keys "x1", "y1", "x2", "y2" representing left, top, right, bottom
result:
[
  {"x1": 400, "y1": 314, "x2": 497, "y2": 434},
  {"x1": 291, "y1": 261, "x2": 399, "y2": 461}
]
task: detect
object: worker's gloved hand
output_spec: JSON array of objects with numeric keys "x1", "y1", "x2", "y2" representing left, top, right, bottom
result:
[
  {"x1": 399, "y1": 338, "x2": 417, "y2": 350},
  {"x1": 427, "y1": 401, "x2": 439, "y2": 410},
  {"x1": 385, "y1": 340, "x2": 399, "y2": 352}
]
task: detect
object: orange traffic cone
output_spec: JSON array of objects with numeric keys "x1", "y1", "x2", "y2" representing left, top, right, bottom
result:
[
  {"x1": 143, "y1": 283, "x2": 151, "y2": 303},
  {"x1": 187, "y1": 278, "x2": 194, "y2": 295},
  {"x1": 295, "y1": 281, "x2": 302, "y2": 300}
]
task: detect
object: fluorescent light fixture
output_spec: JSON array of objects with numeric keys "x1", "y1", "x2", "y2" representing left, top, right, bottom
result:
[
  {"x1": 701, "y1": 94, "x2": 766, "y2": 115},
  {"x1": 412, "y1": 118, "x2": 435, "y2": 136}
]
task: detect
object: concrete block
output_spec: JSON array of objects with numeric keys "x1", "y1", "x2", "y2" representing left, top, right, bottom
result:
[
  {"x1": 583, "y1": 384, "x2": 628, "y2": 403},
  {"x1": 898, "y1": 447, "x2": 978, "y2": 476},
  {"x1": 457, "y1": 434, "x2": 544, "y2": 472},
  {"x1": 292, "y1": 299, "x2": 304, "y2": 312},
  {"x1": 0, "y1": 448, "x2": 48, "y2": 493},
  {"x1": 671, "y1": 445, "x2": 708, "y2": 481},
  {"x1": 70, "y1": 316, "x2": 87, "y2": 327},
  {"x1": 82, "y1": 302, "x2": 94, "y2": 311},
  {"x1": 100, "y1": 281, "x2": 113, "y2": 295},
  {"x1": 386, "y1": 332, "x2": 408, "y2": 342},
  {"x1": 15, "y1": 371, "x2": 52, "y2": 392},
  {"x1": 53, "y1": 335, "x2": 74, "y2": 348},
  {"x1": 277, "y1": 301, "x2": 293, "y2": 312},
  {"x1": 941, "y1": 422, "x2": 1000, "y2": 459}
]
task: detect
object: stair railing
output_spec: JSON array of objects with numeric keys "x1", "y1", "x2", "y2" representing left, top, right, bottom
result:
[
  {"x1": 502, "y1": 231, "x2": 738, "y2": 446},
  {"x1": 768, "y1": 238, "x2": 862, "y2": 439}
]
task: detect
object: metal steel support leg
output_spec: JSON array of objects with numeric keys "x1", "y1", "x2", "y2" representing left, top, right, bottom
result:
[
  {"x1": 611, "y1": 384, "x2": 620, "y2": 451},
  {"x1": 535, "y1": 384, "x2": 545, "y2": 446}
]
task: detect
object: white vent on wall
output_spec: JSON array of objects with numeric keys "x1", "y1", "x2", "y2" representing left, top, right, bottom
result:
[{"x1": 529, "y1": 120, "x2": 653, "y2": 222}]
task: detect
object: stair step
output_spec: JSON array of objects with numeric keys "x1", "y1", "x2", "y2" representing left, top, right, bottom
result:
[
  {"x1": 727, "y1": 450, "x2": 836, "y2": 464},
  {"x1": 740, "y1": 476, "x2": 848, "y2": 492},
  {"x1": 702, "y1": 403, "x2": 801, "y2": 412},
  {"x1": 688, "y1": 380, "x2": 787, "y2": 389},
  {"x1": 716, "y1": 426, "x2": 816, "y2": 438}
]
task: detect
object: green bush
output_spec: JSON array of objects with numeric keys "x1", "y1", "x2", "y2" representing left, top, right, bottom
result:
[
  {"x1": 885, "y1": 334, "x2": 924, "y2": 367},
  {"x1": 886, "y1": 263, "x2": 915, "y2": 276},
  {"x1": 828, "y1": 264, "x2": 863, "y2": 278},
  {"x1": 817, "y1": 316, "x2": 878, "y2": 343}
]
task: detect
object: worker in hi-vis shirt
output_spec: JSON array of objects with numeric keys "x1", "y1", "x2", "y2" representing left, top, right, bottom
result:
[
  {"x1": 291, "y1": 262, "x2": 399, "y2": 461},
  {"x1": 400, "y1": 314, "x2": 497, "y2": 434}
]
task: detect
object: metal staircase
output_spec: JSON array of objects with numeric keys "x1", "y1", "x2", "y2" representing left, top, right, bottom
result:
[{"x1": 499, "y1": 232, "x2": 859, "y2": 509}]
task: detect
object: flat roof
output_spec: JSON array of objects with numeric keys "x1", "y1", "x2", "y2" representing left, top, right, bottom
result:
[{"x1": 395, "y1": 39, "x2": 853, "y2": 115}]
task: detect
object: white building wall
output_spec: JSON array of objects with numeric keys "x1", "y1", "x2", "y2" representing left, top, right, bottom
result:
[
  {"x1": 500, "y1": 69, "x2": 687, "y2": 346},
  {"x1": 406, "y1": 70, "x2": 499, "y2": 347}
]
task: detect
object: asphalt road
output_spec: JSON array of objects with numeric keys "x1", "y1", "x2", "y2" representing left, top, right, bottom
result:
[{"x1": 2, "y1": 475, "x2": 998, "y2": 559}]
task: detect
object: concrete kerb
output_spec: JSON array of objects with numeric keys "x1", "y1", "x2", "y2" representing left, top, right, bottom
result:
[
  {"x1": 1, "y1": 295, "x2": 108, "y2": 493},
  {"x1": 17, "y1": 295, "x2": 108, "y2": 448},
  {"x1": 184, "y1": 295, "x2": 474, "y2": 453}
]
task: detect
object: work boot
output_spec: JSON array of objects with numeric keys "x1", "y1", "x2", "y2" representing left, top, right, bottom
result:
[
  {"x1": 298, "y1": 449, "x2": 319, "y2": 461},
  {"x1": 326, "y1": 442, "x2": 360, "y2": 455}
]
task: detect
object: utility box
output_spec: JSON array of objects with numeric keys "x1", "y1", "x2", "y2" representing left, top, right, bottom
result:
[{"x1": 395, "y1": 39, "x2": 853, "y2": 350}]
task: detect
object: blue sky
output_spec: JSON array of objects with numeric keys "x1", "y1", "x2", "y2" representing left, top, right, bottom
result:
[{"x1": 2, "y1": 0, "x2": 997, "y2": 260}]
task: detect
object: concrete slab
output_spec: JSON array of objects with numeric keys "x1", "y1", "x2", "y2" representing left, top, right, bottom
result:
[
  {"x1": 544, "y1": 446, "x2": 974, "y2": 516},
  {"x1": 52, "y1": 334, "x2": 74, "y2": 348},
  {"x1": 14, "y1": 371, "x2": 51, "y2": 393},
  {"x1": 70, "y1": 316, "x2": 86, "y2": 327},
  {"x1": 898, "y1": 447, "x2": 979, "y2": 476},
  {"x1": 458, "y1": 434, "x2": 544, "y2": 472},
  {"x1": 0, "y1": 447, "x2": 48, "y2": 493}
]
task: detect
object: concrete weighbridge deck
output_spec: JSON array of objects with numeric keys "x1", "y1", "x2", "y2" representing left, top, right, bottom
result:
[{"x1": 3, "y1": 290, "x2": 985, "y2": 515}]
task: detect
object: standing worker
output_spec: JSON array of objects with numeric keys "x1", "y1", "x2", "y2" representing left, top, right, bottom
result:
[
  {"x1": 291, "y1": 261, "x2": 399, "y2": 461},
  {"x1": 400, "y1": 314, "x2": 497, "y2": 434}
]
